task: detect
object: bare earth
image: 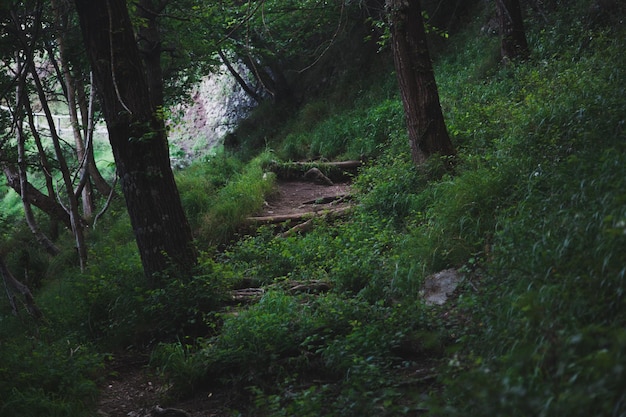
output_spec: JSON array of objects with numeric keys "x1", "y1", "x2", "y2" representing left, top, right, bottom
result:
[{"x1": 256, "y1": 180, "x2": 352, "y2": 217}]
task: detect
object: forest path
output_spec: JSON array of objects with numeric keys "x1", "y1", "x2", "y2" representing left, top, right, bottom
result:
[
  {"x1": 97, "y1": 175, "x2": 355, "y2": 417},
  {"x1": 96, "y1": 355, "x2": 232, "y2": 416},
  {"x1": 253, "y1": 179, "x2": 353, "y2": 218}
]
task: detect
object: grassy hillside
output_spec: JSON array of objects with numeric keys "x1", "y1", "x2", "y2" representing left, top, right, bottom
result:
[{"x1": 1, "y1": 1, "x2": 625, "y2": 415}]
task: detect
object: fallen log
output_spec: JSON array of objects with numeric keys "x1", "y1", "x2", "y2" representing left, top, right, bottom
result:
[
  {"x1": 265, "y1": 160, "x2": 362, "y2": 182},
  {"x1": 231, "y1": 287, "x2": 265, "y2": 302},
  {"x1": 247, "y1": 205, "x2": 353, "y2": 225},
  {"x1": 280, "y1": 218, "x2": 314, "y2": 237},
  {"x1": 290, "y1": 160, "x2": 362, "y2": 169},
  {"x1": 287, "y1": 279, "x2": 331, "y2": 294},
  {"x1": 229, "y1": 280, "x2": 332, "y2": 305},
  {"x1": 302, "y1": 194, "x2": 350, "y2": 205}
]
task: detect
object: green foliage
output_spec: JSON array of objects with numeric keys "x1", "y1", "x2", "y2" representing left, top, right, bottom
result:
[
  {"x1": 197, "y1": 151, "x2": 276, "y2": 248},
  {"x1": 278, "y1": 95, "x2": 403, "y2": 161},
  {"x1": 176, "y1": 152, "x2": 244, "y2": 231},
  {"x1": 429, "y1": 12, "x2": 626, "y2": 417},
  {"x1": 150, "y1": 340, "x2": 209, "y2": 398},
  {"x1": 225, "y1": 211, "x2": 401, "y2": 298},
  {"x1": 0, "y1": 321, "x2": 101, "y2": 417},
  {"x1": 154, "y1": 292, "x2": 435, "y2": 415}
]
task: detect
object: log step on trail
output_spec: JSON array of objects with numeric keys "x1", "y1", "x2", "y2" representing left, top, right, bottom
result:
[
  {"x1": 264, "y1": 159, "x2": 362, "y2": 183},
  {"x1": 247, "y1": 205, "x2": 352, "y2": 225}
]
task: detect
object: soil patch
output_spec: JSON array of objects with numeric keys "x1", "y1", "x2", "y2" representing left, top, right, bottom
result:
[
  {"x1": 97, "y1": 356, "x2": 233, "y2": 417},
  {"x1": 256, "y1": 180, "x2": 352, "y2": 218}
]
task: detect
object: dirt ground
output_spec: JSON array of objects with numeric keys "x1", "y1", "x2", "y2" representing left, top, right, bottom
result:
[
  {"x1": 97, "y1": 357, "x2": 233, "y2": 417},
  {"x1": 254, "y1": 180, "x2": 352, "y2": 217},
  {"x1": 97, "y1": 179, "x2": 353, "y2": 417}
]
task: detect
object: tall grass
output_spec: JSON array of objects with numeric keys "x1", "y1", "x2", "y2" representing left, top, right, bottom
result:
[{"x1": 196, "y1": 151, "x2": 276, "y2": 248}]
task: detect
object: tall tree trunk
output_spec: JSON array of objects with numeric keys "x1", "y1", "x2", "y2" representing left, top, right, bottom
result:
[
  {"x1": 74, "y1": 0, "x2": 197, "y2": 281},
  {"x1": 136, "y1": 0, "x2": 166, "y2": 109},
  {"x1": 496, "y1": 0, "x2": 530, "y2": 61},
  {"x1": 30, "y1": 67, "x2": 88, "y2": 271},
  {"x1": 84, "y1": 71, "x2": 114, "y2": 197},
  {"x1": 51, "y1": 0, "x2": 95, "y2": 218},
  {"x1": 58, "y1": 42, "x2": 94, "y2": 218},
  {"x1": 24, "y1": 98, "x2": 61, "y2": 239},
  {"x1": 386, "y1": 0, "x2": 455, "y2": 166},
  {"x1": 10, "y1": 6, "x2": 87, "y2": 269}
]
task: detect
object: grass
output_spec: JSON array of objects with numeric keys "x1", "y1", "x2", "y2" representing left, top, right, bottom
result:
[{"x1": 1, "y1": 1, "x2": 625, "y2": 415}]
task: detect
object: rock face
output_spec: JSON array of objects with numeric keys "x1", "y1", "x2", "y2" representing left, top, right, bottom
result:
[
  {"x1": 421, "y1": 268, "x2": 461, "y2": 306},
  {"x1": 168, "y1": 64, "x2": 258, "y2": 166}
]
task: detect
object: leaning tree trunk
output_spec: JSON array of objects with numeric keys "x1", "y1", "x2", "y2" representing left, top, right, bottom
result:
[
  {"x1": 83, "y1": 71, "x2": 114, "y2": 198},
  {"x1": 496, "y1": 0, "x2": 530, "y2": 61},
  {"x1": 11, "y1": 6, "x2": 88, "y2": 270},
  {"x1": 30, "y1": 67, "x2": 88, "y2": 271},
  {"x1": 14, "y1": 58, "x2": 60, "y2": 257},
  {"x1": 74, "y1": 0, "x2": 197, "y2": 281},
  {"x1": 386, "y1": 0, "x2": 455, "y2": 166},
  {"x1": 24, "y1": 98, "x2": 62, "y2": 239}
]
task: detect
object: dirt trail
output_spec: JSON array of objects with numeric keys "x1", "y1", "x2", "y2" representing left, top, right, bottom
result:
[
  {"x1": 256, "y1": 179, "x2": 352, "y2": 217},
  {"x1": 97, "y1": 361, "x2": 231, "y2": 416},
  {"x1": 97, "y1": 179, "x2": 353, "y2": 417}
]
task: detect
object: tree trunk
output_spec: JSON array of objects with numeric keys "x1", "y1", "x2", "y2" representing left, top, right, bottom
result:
[
  {"x1": 496, "y1": 0, "x2": 530, "y2": 61},
  {"x1": 10, "y1": 6, "x2": 88, "y2": 269},
  {"x1": 218, "y1": 49, "x2": 262, "y2": 103},
  {"x1": 30, "y1": 66, "x2": 88, "y2": 271},
  {"x1": 16, "y1": 119, "x2": 61, "y2": 257},
  {"x1": 74, "y1": 0, "x2": 197, "y2": 281},
  {"x1": 136, "y1": 0, "x2": 166, "y2": 109},
  {"x1": 57, "y1": 34, "x2": 94, "y2": 218},
  {"x1": 1, "y1": 161, "x2": 73, "y2": 230},
  {"x1": 24, "y1": 98, "x2": 62, "y2": 239},
  {"x1": 85, "y1": 71, "x2": 114, "y2": 197},
  {"x1": 386, "y1": 0, "x2": 455, "y2": 166},
  {"x1": 14, "y1": 57, "x2": 60, "y2": 257}
]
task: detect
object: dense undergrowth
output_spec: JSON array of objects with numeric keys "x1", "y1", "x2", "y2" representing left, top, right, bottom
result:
[{"x1": 1, "y1": 1, "x2": 625, "y2": 415}]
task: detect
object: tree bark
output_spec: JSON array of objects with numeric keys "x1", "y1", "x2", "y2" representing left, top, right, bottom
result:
[
  {"x1": 85, "y1": 71, "x2": 114, "y2": 197},
  {"x1": 30, "y1": 66, "x2": 88, "y2": 271},
  {"x1": 10, "y1": 6, "x2": 88, "y2": 269},
  {"x1": 74, "y1": 0, "x2": 197, "y2": 281},
  {"x1": 386, "y1": 0, "x2": 455, "y2": 166},
  {"x1": 1, "y1": 161, "x2": 73, "y2": 230},
  {"x1": 16, "y1": 117, "x2": 61, "y2": 256},
  {"x1": 56, "y1": 32, "x2": 94, "y2": 218},
  {"x1": 14, "y1": 57, "x2": 60, "y2": 257},
  {"x1": 218, "y1": 49, "x2": 262, "y2": 103},
  {"x1": 496, "y1": 0, "x2": 530, "y2": 61},
  {"x1": 136, "y1": 0, "x2": 167, "y2": 109}
]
